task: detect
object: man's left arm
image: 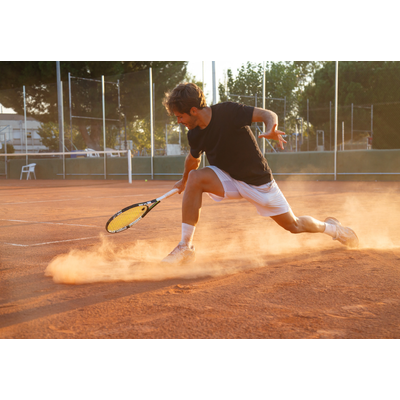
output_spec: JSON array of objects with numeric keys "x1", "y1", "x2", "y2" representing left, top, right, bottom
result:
[{"x1": 252, "y1": 107, "x2": 287, "y2": 150}]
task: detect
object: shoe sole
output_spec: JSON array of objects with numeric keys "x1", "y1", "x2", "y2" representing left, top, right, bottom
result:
[
  {"x1": 161, "y1": 247, "x2": 196, "y2": 264},
  {"x1": 161, "y1": 255, "x2": 195, "y2": 265},
  {"x1": 325, "y1": 217, "x2": 359, "y2": 248}
]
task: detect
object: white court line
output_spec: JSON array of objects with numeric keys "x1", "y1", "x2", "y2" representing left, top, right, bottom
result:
[
  {"x1": 0, "y1": 219, "x2": 100, "y2": 228},
  {"x1": 3, "y1": 236, "x2": 100, "y2": 247},
  {"x1": 2, "y1": 194, "x2": 145, "y2": 205}
]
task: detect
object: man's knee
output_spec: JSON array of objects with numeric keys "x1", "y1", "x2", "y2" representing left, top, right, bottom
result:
[
  {"x1": 283, "y1": 219, "x2": 302, "y2": 235},
  {"x1": 186, "y1": 169, "x2": 210, "y2": 192},
  {"x1": 187, "y1": 169, "x2": 202, "y2": 186}
]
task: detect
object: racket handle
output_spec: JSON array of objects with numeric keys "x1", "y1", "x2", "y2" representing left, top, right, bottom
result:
[{"x1": 158, "y1": 188, "x2": 179, "y2": 201}]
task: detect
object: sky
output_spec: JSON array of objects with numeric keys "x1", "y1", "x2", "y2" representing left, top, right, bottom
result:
[{"x1": 186, "y1": 61, "x2": 264, "y2": 104}]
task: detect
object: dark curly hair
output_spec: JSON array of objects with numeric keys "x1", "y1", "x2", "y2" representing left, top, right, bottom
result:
[{"x1": 163, "y1": 83, "x2": 207, "y2": 116}]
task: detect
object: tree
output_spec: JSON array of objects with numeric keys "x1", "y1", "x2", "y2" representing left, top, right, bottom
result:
[
  {"x1": 0, "y1": 143, "x2": 14, "y2": 154},
  {"x1": 37, "y1": 122, "x2": 85, "y2": 152},
  {"x1": 0, "y1": 61, "x2": 187, "y2": 150},
  {"x1": 299, "y1": 61, "x2": 400, "y2": 149},
  {"x1": 218, "y1": 62, "x2": 321, "y2": 150}
]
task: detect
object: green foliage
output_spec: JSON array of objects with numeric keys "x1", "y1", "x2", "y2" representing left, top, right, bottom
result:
[
  {"x1": 299, "y1": 61, "x2": 400, "y2": 149},
  {"x1": 0, "y1": 61, "x2": 188, "y2": 150},
  {"x1": 218, "y1": 61, "x2": 322, "y2": 148},
  {"x1": 37, "y1": 122, "x2": 85, "y2": 151},
  {"x1": 0, "y1": 142, "x2": 15, "y2": 153}
]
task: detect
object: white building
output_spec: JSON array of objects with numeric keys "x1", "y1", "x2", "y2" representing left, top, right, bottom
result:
[{"x1": 0, "y1": 114, "x2": 47, "y2": 153}]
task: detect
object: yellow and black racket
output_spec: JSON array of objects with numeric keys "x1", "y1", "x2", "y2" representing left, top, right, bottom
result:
[{"x1": 105, "y1": 189, "x2": 178, "y2": 234}]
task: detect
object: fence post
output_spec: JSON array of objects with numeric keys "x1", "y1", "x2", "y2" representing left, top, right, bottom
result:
[
  {"x1": 128, "y1": 150, "x2": 132, "y2": 184},
  {"x1": 334, "y1": 62, "x2": 338, "y2": 181},
  {"x1": 149, "y1": 68, "x2": 154, "y2": 180},
  {"x1": 102, "y1": 76, "x2": 107, "y2": 179}
]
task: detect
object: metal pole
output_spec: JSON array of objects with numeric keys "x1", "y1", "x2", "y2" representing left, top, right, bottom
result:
[
  {"x1": 128, "y1": 149, "x2": 132, "y2": 184},
  {"x1": 307, "y1": 99, "x2": 309, "y2": 151},
  {"x1": 301, "y1": 118, "x2": 303, "y2": 151},
  {"x1": 102, "y1": 76, "x2": 107, "y2": 179},
  {"x1": 329, "y1": 101, "x2": 332, "y2": 151},
  {"x1": 202, "y1": 61, "x2": 206, "y2": 168},
  {"x1": 351, "y1": 103, "x2": 353, "y2": 143},
  {"x1": 149, "y1": 68, "x2": 154, "y2": 180},
  {"x1": 68, "y1": 72, "x2": 73, "y2": 149},
  {"x1": 334, "y1": 62, "x2": 338, "y2": 181},
  {"x1": 61, "y1": 81, "x2": 65, "y2": 179},
  {"x1": 283, "y1": 96, "x2": 286, "y2": 133},
  {"x1": 262, "y1": 61, "x2": 266, "y2": 154},
  {"x1": 342, "y1": 121, "x2": 345, "y2": 151},
  {"x1": 202, "y1": 61, "x2": 205, "y2": 92},
  {"x1": 212, "y1": 61, "x2": 216, "y2": 105},
  {"x1": 23, "y1": 86, "x2": 28, "y2": 165},
  {"x1": 371, "y1": 105, "x2": 373, "y2": 138},
  {"x1": 56, "y1": 62, "x2": 64, "y2": 156},
  {"x1": 202, "y1": 62, "x2": 206, "y2": 167},
  {"x1": 4, "y1": 130, "x2": 7, "y2": 179}
]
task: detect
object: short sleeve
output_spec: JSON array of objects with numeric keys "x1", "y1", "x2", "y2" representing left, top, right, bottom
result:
[
  {"x1": 188, "y1": 129, "x2": 203, "y2": 159},
  {"x1": 228, "y1": 102, "x2": 254, "y2": 128}
]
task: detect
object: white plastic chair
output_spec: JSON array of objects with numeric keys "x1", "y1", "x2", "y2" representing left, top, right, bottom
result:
[
  {"x1": 20, "y1": 163, "x2": 36, "y2": 180},
  {"x1": 85, "y1": 149, "x2": 100, "y2": 158},
  {"x1": 105, "y1": 148, "x2": 120, "y2": 157}
]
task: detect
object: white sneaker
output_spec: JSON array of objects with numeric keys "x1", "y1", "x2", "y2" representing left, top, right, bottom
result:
[
  {"x1": 325, "y1": 217, "x2": 359, "y2": 248},
  {"x1": 161, "y1": 243, "x2": 195, "y2": 264}
]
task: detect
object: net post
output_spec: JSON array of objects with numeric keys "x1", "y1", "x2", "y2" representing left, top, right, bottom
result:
[
  {"x1": 23, "y1": 86, "x2": 28, "y2": 165},
  {"x1": 128, "y1": 150, "x2": 132, "y2": 184}
]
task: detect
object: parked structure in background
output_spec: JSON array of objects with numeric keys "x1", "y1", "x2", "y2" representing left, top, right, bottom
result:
[{"x1": 0, "y1": 114, "x2": 46, "y2": 153}]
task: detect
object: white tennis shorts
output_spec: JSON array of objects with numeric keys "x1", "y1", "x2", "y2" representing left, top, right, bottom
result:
[{"x1": 206, "y1": 166, "x2": 291, "y2": 217}]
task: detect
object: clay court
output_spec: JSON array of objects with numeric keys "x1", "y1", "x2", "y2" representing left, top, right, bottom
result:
[{"x1": 0, "y1": 178, "x2": 399, "y2": 339}]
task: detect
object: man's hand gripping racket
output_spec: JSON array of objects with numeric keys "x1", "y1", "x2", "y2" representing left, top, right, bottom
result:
[{"x1": 105, "y1": 188, "x2": 179, "y2": 233}]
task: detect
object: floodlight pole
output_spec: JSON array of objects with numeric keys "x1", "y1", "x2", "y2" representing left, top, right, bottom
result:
[
  {"x1": 212, "y1": 61, "x2": 216, "y2": 105},
  {"x1": 334, "y1": 61, "x2": 338, "y2": 181}
]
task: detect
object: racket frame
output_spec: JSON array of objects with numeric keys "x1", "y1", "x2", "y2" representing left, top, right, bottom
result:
[{"x1": 105, "y1": 188, "x2": 178, "y2": 233}]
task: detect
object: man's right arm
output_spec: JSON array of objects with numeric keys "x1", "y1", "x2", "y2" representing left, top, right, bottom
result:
[{"x1": 173, "y1": 153, "x2": 202, "y2": 193}]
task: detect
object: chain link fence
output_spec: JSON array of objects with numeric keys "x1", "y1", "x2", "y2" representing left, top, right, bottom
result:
[{"x1": 1, "y1": 61, "x2": 399, "y2": 180}]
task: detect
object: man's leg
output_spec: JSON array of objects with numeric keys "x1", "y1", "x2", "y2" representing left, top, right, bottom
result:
[
  {"x1": 162, "y1": 168, "x2": 224, "y2": 263},
  {"x1": 182, "y1": 168, "x2": 225, "y2": 226},
  {"x1": 270, "y1": 210, "x2": 359, "y2": 248},
  {"x1": 270, "y1": 209, "x2": 325, "y2": 234}
]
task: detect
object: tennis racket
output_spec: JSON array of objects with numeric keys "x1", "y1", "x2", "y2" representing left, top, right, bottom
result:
[{"x1": 105, "y1": 188, "x2": 179, "y2": 234}]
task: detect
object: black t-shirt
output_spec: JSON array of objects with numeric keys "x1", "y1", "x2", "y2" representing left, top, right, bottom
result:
[{"x1": 188, "y1": 102, "x2": 273, "y2": 186}]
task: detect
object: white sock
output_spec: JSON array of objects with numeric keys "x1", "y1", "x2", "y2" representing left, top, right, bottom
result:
[
  {"x1": 324, "y1": 223, "x2": 337, "y2": 238},
  {"x1": 180, "y1": 223, "x2": 195, "y2": 247}
]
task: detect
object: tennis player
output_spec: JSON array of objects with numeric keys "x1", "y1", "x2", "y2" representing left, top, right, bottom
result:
[{"x1": 162, "y1": 83, "x2": 358, "y2": 264}]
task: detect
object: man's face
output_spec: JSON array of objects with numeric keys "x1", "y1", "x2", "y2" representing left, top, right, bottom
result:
[{"x1": 173, "y1": 108, "x2": 198, "y2": 130}]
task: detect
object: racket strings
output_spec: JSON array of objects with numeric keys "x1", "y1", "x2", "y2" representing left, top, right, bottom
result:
[{"x1": 107, "y1": 205, "x2": 148, "y2": 232}]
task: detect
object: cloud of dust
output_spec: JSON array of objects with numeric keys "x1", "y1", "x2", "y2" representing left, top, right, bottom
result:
[
  {"x1": 44, "y1": 234, "x2": 255, "y2": 285},
  {"x1": 341, "y1": 196, "x2": 399, "y2": 250},
  {"x1": 45, "y1": 221, "x2": 317, "y2": 285},
  {"x1": 45, "y1": 189, "x2": 399, "y2": 285}
]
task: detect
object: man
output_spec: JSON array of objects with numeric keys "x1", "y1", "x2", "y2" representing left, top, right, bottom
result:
[{"x1": 161, "y1": 83, "x2": 358, "y2": 264}]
